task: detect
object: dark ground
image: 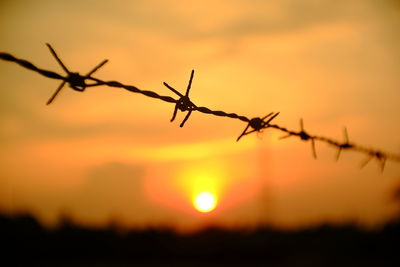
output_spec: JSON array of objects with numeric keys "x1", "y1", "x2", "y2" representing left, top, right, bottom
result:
[{"x1": 1, "y1": 213, "x2": 399, "y2": 266}]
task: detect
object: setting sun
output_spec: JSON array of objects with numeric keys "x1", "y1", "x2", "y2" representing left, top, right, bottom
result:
[{"x1": 194, "y1": 192, "x2": 217, "y2": 213}]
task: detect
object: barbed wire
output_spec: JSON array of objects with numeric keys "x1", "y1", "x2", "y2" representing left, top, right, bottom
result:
[{"x1": 0, "y1": 44, "x2": 399, "y2": 171}]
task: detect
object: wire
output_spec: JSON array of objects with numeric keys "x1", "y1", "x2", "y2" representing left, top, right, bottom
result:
[{"x1": 1, "y1": 44, "x2": 399, "y2": 170}]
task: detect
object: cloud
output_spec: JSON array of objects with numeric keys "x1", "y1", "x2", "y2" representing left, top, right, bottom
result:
[{"x1": 66, "y1": 162, "x2": 157, "y2": 227}]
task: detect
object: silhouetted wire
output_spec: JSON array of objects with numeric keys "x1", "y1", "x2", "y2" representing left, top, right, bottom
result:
[
  {"x1": 1, "y1": 44, "x2": 399, "y2": 170},
  {"x1": 45, "y1": 43, "x2": 109, "y2": 105},
  {"x1": 163, "y1": 69, "x2": 197, "y2": 127}
]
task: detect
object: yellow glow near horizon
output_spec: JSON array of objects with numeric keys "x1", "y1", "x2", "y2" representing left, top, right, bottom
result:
[
  {"x1": 175, "y1": 160, "x2": 227, "y2": 213},
  {"x1": 194, "y1": 192, "x2": 217, "y2": 213}
]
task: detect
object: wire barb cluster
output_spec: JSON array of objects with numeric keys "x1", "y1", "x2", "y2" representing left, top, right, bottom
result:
[
  {"x1": 236, "y1": 112, "x2": 280, "y2": 142},
  {"x1": 45, "y1": 44, "x2": 108, "y2": 105},
  {"x1": 0, "y1": 44, "x2": 399, "y2": 170},
  {"x1": 163, "y1": 69, "x2": 197, "y2": 127}
]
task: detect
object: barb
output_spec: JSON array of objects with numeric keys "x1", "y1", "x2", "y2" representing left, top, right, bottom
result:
[
  {"x1": 336, "y1": 127, "x2": 352, "y2": 161},
  {"x1": 45, "y1": 44, "x2": 108, "y2": 105},
  {"x1": 163, "y1": 70, "x2": 197, "y2": 127},
  {"x1": 1, "y1": 44, "x2": 400, "y2": 169},
  {"x1": 236, "y1": 112, "x2": 280, "y2": 142},
  {"x1": 277, "y1": 119, "x2": 317, "y2": 159}
]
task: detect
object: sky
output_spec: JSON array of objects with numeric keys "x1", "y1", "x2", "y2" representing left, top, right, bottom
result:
[{"x1": 0, "y1": 0, "x2": 399, "y2": 232}]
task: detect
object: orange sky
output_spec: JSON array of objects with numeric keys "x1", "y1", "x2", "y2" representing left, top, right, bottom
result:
[{"x1": 0, "y1": 0, "x2": 399, "y2": 232}]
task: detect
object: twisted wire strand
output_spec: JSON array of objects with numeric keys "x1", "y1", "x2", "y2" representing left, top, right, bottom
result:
[
  {"x1": 89, "y1": 77, "x2": 250, "y2": 122},
  {"x1": 0, "y1": 52, "x2": 64, "y2": 80},
  {"x1": 1, "y1": 47, "x2": 399, "y2": 170}
]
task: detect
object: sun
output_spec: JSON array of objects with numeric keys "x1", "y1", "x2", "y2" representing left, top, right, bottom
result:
[{"x1": 193, "y1": 192, "x2": 217, "y2": 213}]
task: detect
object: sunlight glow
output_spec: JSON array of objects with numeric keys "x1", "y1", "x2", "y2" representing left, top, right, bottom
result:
[{"x1": 194, "y1": 192, "x2": 217, "y2": 213}]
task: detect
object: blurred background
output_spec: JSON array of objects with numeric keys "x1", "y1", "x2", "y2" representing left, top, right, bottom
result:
[{"x1": 0, "y1": 0, "x2": 400, "y2": 234}]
